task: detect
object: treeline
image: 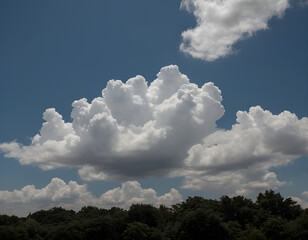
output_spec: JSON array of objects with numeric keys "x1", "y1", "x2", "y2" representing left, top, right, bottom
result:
[{"x1": 0, "y1": 190, "x2": 307, "y2": 240}]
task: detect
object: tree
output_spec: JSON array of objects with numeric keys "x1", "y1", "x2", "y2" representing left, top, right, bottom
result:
[
  {"x1": 29, "y1": 207, "x2": 75, "y2": 225},
  {"x1": 128, "y1": 204, "x2": 162, "y2": 228},
  {"x1": 239, "y1": 225, "x2": 266, "y2": 240},
  {"x1": 285, "y1": 209, "x2": 308, "y2": 239},
  {"x1": 220, "y1": 195, "x2": 256, "y2": 226},
  {"x1": 261, "y1": 217, "x2": 287, "y2": 240},
  {"x1": 256, "y1": 190, "x2": 302, "y2": 220},
  {"x1": 174, "y1": 208, "x2": 228, "y2": 240},
  {"x1": 122, "y1": 222, "x2": 162, "y2": 240}
]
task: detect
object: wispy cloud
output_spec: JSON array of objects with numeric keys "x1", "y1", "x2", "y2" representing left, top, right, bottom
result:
[{"x1": 180, "y1": 0, "x2": 290, "y2": 61}]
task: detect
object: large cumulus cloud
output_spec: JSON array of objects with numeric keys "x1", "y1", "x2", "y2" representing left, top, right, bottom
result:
[
  {"x1": 0, "y1": 178, "x2": 182, "y2": 217},
  {"x1": 180, "y1": 0, "x2": 290, "y2": 61},
  {"x1": 0, "y1": 65, "x2": 307, "y2": 197},
  {"x1": 0, "y1": 65, "x2": 224, "y2": 180}
]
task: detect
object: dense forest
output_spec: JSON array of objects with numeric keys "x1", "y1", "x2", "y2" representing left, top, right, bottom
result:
[{"x1": 0, "y1": 190, "x2": 307, "y2": 240}]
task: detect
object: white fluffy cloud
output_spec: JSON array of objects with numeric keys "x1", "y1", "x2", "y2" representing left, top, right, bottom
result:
[
  {"x1": 0, "y1": 65, "x2": 224, "y2": 180},
  {"x1": 183, "y1": 106, "x2": 308, "y2": 195},
  {"x1": 0, "y1": 178, "x2": 182, "y2": 217},
  {"x1": 180, "y1": 0, "x2": 290, "y2": 61},
  {"x1": 100, "y1": 180, "x2": 182, "y2": 209},
  {"x1": 186, "y1": 106, "x2": 308, "y2": 170},
  {"x1": 0, "y1": 65, "x2": 307, "y2": 197}
]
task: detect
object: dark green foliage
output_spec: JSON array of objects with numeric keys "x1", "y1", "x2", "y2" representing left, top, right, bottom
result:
[
  {"x1": 0, "y1": 190, "x2": 306, "y2": 240},
  {"x1": 29, "y1": 207, "x2": 76, "y2": 225},
  {"x1": 122, "y1": 222, "x2": 162, "y2": 240},
  {"x1": 128, "y1": 204, "x2": 162, "y2": 227},
  {"x1": 239, "y1": 225, "x2": 266, "y2": 240},
  {"x1": 256, "y1": 190, "x2": 302, "y2": 220},
  {"x1": 220, "y1": 195, "x2": 257, "y2": 227},
  {"x1": 285, "y1": 209, "x2": 308, "y2": 240},
  {"x1": 174, "y1": 208, "x2": 228, "y2": 240},
  {"x1": 0, "y1": 215, "x2": 19, "y2": 225},
  {"x1": 261, "y1": 217, "x2": 287, "y2": 240}
]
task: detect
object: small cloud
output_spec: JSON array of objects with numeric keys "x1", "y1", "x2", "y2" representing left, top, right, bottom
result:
[
  {"x1": 78, "y1": 165, "x2": 109, "y2": 181},
  {"x1": 290, "y1": 192, "x2": 308, "y2": 209},
  {"x1": 302, "y1": 191, "x2": 308, "y2": 200},
  {"x1": 180, "y1": 0, "x2": 290, "y2": 61}
]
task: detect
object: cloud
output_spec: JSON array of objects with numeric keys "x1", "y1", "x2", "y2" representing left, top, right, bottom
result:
[
  {"x1": 0, "y1": 65, "x2": 224, "y2": 180},
  {"x1": 180, "y1": 0, "x2": 290, "y2": 61},
  {"x1": 0, "y1": 178, "x2": 182, "y2": 217},
  {"x1": 183, "y1": 106, "x2": 308, "y2": 196},
  {"x1": 100, "y1": 181, "x2": 183, "y2": 209},
  {"x1": 290, "y1": 191, "x2": 308, "y2": 209},
  {"x1": 0, "y1": 65, "x2": 307, "y2": 197},
  {"x1": 0, "y1": 178, "x2": 94, "y2": 216},
  {"x1": 302, "y1": 191, "x2": 308, "y2": 199}
]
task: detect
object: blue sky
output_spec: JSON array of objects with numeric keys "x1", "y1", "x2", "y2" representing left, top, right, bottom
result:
[{"x1": 0, "y1": 0, "x2": 307, "y2": 216}]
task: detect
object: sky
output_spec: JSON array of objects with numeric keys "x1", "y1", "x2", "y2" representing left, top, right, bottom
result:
[{"x1": 0, "y1": 0, "x2": 308, "y2": 216}]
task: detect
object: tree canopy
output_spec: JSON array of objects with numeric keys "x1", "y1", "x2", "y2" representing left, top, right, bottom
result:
[{"x1": 0, "y1": 190, "x2": 306, "y2": 240}]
